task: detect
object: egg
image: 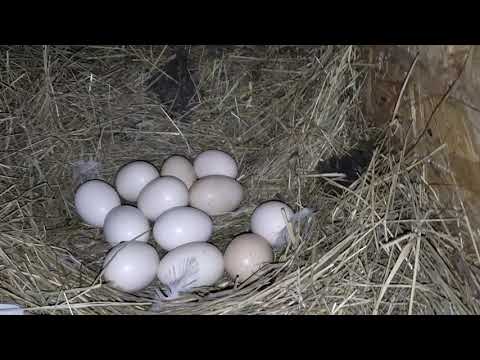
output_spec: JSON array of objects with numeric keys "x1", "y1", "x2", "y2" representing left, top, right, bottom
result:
[
  {"x1": 74, "y1": 180, "x2": 121, "y2": 228},
  {"x1": 137, "y1": 176, "x2": 189, "y2": 221},
  {"x1": 103, "y1": 205, "x2": 150, "y2": 246},
  {"x1": 194, "y1": 150, "x2": 238, "y2": 178},
  {"x1": 250, "y1": 201, "x2": 294, "y2": 247},
  {"x1": 189, "y1": 175, "x2": 243, "y2": 216},
  {"x1": 103, "y1": 242, "x2": 160, "y2": 293},
  {"x1": 153, "y1": 206, "x2": 212, "y2": 251},
  {"x1": 115, "y1": 161, "x2": 159, "y2": 202},
  {"x1": 160, "y1": 155, "x2": 197, "y2": 189},
  {"x1": 157, "y1": 242, "x2": 224, "y2": 293},
  {"x1": 224, "y1": 233, "x2": 273, "y2": 283}
]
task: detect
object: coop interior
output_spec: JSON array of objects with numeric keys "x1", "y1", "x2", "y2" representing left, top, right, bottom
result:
[{"x1": 1, "y1": 45, "x2": 479, "y2": 315}]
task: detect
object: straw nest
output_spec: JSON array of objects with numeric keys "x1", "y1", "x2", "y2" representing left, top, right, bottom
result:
[{"x1": 1, "y1": 45, "x2": 479, "y2": 315}]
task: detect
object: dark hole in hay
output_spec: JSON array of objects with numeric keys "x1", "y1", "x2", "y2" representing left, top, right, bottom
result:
[
  {"x1": 317, "y1": 139, "x2": 376, "y2": 182},
  {"x1": 145, "y1": 46, "x2": 196, "y2": 115}
]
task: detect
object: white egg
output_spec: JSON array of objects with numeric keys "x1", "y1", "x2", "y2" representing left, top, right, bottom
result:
[
  {"x1": 103, "y1": 242, "x2": 160, "y2": 293},
  {"x1": 103, "y1": 205, "x2": 150, "y2": 246},
  {"x1": 193, "y1": 150, "x2": 238, "y2": 178},
  {"x1": 189, "y1": 175, "x2": 243, "y2": 216},
  {"x1": 160, "y1": 155, "x2": 197, "y2": 189},
  {"x1": 153, "y1": 206, "x2": 212, "y2": 251},
  {"x1": 75, "y1": 180, "x2": 121, "y2": 228},
  {"x1": 137, "y1": 176, "x2": 189, "y2": 221},
  {"x1": 157, "y1": 242, "x2": 224, "y2": 294},
  {"x1": 224, "y1": 233, "x2": 274, "y2": 283},
  {"x1": 115, "y1": 161, "x2": 160, "y2": 202},
  {"x1": 250, "y1": 201, "x2": 294, "y2": 247}
]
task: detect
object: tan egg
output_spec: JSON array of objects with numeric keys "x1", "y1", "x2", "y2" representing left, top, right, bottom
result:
[
  {"x1": 223, "y1": 233, "x2": 273, "y2": 283},
  {"x1": 189, "y1": 175, "x2": 243, "y2": 216},
  {"x1": 160, "y1": 155, "x2": 197, "y2": 189}
]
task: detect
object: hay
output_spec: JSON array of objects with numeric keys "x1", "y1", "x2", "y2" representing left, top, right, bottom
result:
[{"x1": 0, "y1": 45, "x2": 479, "y2": 315}]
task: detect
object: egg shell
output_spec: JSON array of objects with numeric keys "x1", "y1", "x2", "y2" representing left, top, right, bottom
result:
[
  {"x1": 224, "y1": 233, "x2": 273, "y2": 283},
  {"x1": 189, "y1": 175, "x2": 243, "y2": 216},
  {"x1": 160, "y1": 155, "x2": 197, "y2": 189},
  {"x1": 103, "y1": 242, "x2": 160, "y2": 293},
  {"x1": 103, "y1": 205, "x2": 150, "y2": 246},
  {"x1": 250, "y1": 201, "x2": 294, "y2": 247},
  {"x1": 153, "y1": 206, "x2": 213, "y2": 251},
  {"x1": 193, "y1": 150, "x2": 238, "y2": 178},
  {"x1": 137, "y1": 176, "x2": 189, "y2": 221},
  {"x1": 115, "y1": 161, "x2": 160, "y2": 202},
  {"x1": 157, "y1": 242, "x2": 224, "y2": 289},
  {"x1": 74, "y1": 180, "x2": 121, "y2": 228}
]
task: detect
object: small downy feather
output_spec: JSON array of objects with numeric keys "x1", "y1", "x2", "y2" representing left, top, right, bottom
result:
[
  {"x1": 72, "y1": 159, "x2": 103, "y2": 189},
  {"x1": 274, "y1": 208, "x2": 315, "y2": 248},
  {"x1": 151, "y1": 257, "x2": 200, "y2": 311},
  {"x1": 0, "y1": 304, "x2": 25, "y2": 315}
]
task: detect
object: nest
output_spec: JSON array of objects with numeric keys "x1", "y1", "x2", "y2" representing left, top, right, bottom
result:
[{"x1": 1, "y1": 45, "x2": 479, "y2": 315}]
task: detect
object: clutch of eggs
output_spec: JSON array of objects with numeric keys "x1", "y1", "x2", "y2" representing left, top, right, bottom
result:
[{"x1": 73, "y1": 149, "x2": 256, "y2": 294}]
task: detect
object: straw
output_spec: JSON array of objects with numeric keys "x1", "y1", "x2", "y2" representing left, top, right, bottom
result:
[{"x1": 0, "y1": 45, "x2": 478, "y2": 314}]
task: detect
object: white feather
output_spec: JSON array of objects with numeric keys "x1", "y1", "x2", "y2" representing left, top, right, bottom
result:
[
  {"x1": 72, "y1": 160, "x2": 103, "y2": 188},
  {"x1": 151, "y1": 257, "x2": 200, "y2": 311},
  {"x1": 0, "y1": 304, "x2": 24, "y2": 315},
  {"x1": 274, "y1": 207, "x2": 315, "y2": 248}
]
